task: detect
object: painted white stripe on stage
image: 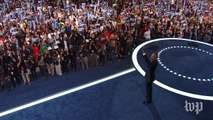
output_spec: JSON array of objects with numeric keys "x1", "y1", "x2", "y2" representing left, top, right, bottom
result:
[{"x1": 0, "y1": 68, "x2": 136, "y2": 117}]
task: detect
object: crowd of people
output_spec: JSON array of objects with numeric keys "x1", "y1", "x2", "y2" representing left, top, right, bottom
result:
[{"x1": 0, "y1": 0, "x2": 212, "y2": 91}]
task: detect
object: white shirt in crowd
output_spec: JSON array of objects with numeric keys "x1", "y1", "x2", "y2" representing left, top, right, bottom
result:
[{"x1": 144, "y1": 29, "x2": 151, "y2": 40}]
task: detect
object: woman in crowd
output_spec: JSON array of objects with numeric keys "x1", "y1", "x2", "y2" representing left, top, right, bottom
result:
[
  {"x1": 54, "y1": 50, "x2": 62, "y2": 76},
  {"x1": 45, "y1": 50, "x2": 55, "y2": 76}
]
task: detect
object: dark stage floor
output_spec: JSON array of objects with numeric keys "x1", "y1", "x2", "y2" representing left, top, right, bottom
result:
[{"x1": 0, "y1": 38, "x2": 213, "y2": 120}]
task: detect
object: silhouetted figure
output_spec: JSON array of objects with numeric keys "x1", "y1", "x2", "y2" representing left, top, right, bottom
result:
[{"x1": 142, "y1": 51, "x2": 158, "y2": 104}]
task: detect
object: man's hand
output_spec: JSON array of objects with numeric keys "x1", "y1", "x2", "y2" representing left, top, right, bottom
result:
[
  {"x1": 142, "y1": 48, "x2": 146, "y2": 56},
  {"x1": 143, "y1": 52, "x2": 146, "y2": 56}
]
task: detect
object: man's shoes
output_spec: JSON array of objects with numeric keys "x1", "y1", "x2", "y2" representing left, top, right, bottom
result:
[{"x1": 143, "y1": 101, "x2": 151, "y2": 105}]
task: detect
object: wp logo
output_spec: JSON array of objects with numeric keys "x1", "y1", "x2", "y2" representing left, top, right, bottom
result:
[{"x1": 184, "y1": 100, "x2": 203, "y2": 115}]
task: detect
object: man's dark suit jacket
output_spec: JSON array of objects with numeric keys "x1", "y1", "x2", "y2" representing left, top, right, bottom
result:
[{"x1": 143, "y1": 54, "x2": 158, "y2": 83}]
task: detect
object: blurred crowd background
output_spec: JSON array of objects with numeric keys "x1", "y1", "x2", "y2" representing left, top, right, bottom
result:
[{"x1": 0, "y1": 0, "x2": 212, "y2": 91}]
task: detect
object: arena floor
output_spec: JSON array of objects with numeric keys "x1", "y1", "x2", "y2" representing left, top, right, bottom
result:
[{"x1": 0, "y1": 38, "x2": 212, "y2": 120}]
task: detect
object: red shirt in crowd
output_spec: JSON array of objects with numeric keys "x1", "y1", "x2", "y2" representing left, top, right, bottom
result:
[
  {"x1": 33, "y1": 45, "x2": 40, "y2": 61},
  {"x1": 0, "y1": 37, "x2": 5, "y2": 41}
]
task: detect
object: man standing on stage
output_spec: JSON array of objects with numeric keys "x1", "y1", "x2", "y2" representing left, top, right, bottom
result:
[{"x1": 142, "y1": 51, "x2": 158, "y2": 104}]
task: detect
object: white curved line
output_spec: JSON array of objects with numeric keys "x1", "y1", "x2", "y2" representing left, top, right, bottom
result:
[
  {"x1": 154, "y1": 81, "x2": 213, "y2": 101},
  {"x1": 158, "y1": 45, "x2": 213, "y2": 81},
  {"x1": 132, "y1": 38, "x2": 213, "y2": 101}
]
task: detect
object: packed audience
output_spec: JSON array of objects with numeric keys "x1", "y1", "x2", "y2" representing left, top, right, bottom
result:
[{"x1": 0, "y1": 0, "x2": 212, "y2": 91}]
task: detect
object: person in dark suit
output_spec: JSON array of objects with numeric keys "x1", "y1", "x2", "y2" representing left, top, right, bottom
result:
[
  {"x1": 142, "y1": 51, "x2": 158, "y2": 104},
  {"x1": 68, "y1": 45, "x2": 77, "y2": 70}
]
